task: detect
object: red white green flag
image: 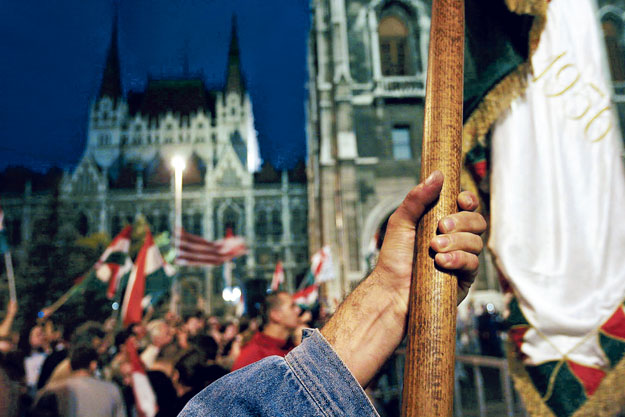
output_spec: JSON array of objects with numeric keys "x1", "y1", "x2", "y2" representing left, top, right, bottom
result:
[
  {"x1": 94, "y1": 225, "x2": 133, "y2": 299},
  {"x1": 270, "y1": 260, "x2": 284, "y2": 291},
  {"x1": 121, "y1": 228, "x2": 175, "y2": 327}
]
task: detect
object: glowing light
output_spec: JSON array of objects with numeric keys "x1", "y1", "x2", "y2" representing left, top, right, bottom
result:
[
  {"x1": 171, "y1": 155, "x2": 186, "y2": 171},
  {"x1": 222, "y1": 286, "x2": 242, "y2": 303},
  {"x1": 112, "y1": 302, "x2": 120, "y2": 311}
]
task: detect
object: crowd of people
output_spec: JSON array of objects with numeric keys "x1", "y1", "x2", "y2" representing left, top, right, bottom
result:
[
  {"x1": 0, "y1": 172, "x2": 488, "y2": 416},
  {"x1": 0, "y1": 291, "x2": 321, "y2": 417}
]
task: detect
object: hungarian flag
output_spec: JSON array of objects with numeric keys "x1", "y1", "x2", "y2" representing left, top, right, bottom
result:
[
  {"x1": 0, "y1": 204, "x2": 9, "y2": 254},
  {"x1": 465, "y1": 0, "x2": 625, "y2": 415},
  {"x1": 293, "y1": 277, "x2": 319, "y2": 310},
  {"x1": 310, "y1": 246, "x2": 334, "y2": 283},
  {"x1": 125, "y1": 337, "x2": 157, "y2": 417},
  {"x1": 121, "y1": 228, "x2": 175, "y2": 327},
  {"x1": 270, "y1": 260, "x2": 284, "y2": 291},
  {"x1": 94, "y1": 225, "x2": 133, "y2": 299}
]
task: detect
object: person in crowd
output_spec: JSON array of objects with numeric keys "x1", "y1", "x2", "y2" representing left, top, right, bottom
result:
[
  {"x1": 183, "y1": 311, "x2": 205, "y2": 338},
  {"x1": 37, "y1": 326, "x2": 72, "y2": 389},
  {"x1": 237, "y1": 316, "x2": 260, "y2": 347},
  {"x1": 0, "y1": 300, "x2": 18, "y2": 339},
  {"x1": 477, "y1": 303, "x2": 504, "y2": 357},
  {"x1": 172, "y1": 349, "x2": 227, "y2": 415},
  {"x1": 45, "y1": 322, "x2": 106, "y2": 386},
  {"x1": 31, "y1": 345, "x2": 126, "y2": 417},
  {"x1": 231, "y1": 291, "x2": 301, "y2": 371},
  {"x1": 140, "y1": 319, "x2": 174, "y2": 369},
  {"x1": 22, "y1": 324, "x2": 49, "y2": 397},
  {"x1": 0, "y1": 350, "x2": 27, "y2": 417},
  {"x1": 179, "y1": 171, "x2": 486, "y2": 416}
]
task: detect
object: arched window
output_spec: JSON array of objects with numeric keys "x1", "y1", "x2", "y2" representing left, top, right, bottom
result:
[
  {"x1": 379, "y1": 16, "x2": 410, "y2": 76},
  {"x1": 602, "y1": 16, "x2": 625, "y2": 82}
]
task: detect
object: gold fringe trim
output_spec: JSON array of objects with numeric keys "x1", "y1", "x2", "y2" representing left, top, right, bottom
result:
[
  {"x1": 572, "y1": 352, "x2": 625, "y2": 416},
  {"x1": 461, "y1": 2, "x2": 548, "y2": 199},
  {"x1": 507, "y1": 342, "x2": 557, "y2": 417},
  {"x1": 507, "y1": 341, "x2": 625, "y2": 416}
]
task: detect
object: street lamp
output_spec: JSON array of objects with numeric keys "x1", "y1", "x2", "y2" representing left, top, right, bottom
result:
[
  {"x1": 171, "y1": 156, "x2": 186, "y2": 315},
  {"x1": 171, "y1": 156, "x2": 186, "y2": 242}
]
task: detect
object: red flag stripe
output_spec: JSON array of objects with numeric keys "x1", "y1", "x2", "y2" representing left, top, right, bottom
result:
[
  {"x1": 175, "y1": 228, "x2": 247, "y2": 266},
  {"x1": 123, "y1": 231, "x2": 152, "y2": 326}
]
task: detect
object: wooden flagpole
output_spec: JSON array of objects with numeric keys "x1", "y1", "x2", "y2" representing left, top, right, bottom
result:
[{"x1": 401, "y1": 0, "x2": 465, "y2": 416}]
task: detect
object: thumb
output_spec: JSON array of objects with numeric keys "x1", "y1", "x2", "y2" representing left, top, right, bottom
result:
[{"x1": 389, "y1": 171, "x2": 444, "y2": 232}]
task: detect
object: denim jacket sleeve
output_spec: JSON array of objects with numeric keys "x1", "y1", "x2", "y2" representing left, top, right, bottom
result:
[{"x1": 179, "y1": 328, "x2": 380, "y2": 417}]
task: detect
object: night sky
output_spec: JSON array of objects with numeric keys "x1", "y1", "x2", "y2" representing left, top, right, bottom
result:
[{"x1": 0, "y1": 0, "x2": 311, "y2": 172}]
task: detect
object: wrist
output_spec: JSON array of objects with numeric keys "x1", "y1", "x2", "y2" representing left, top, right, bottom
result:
[{"x1": 321, "y1": 273, "x2": 408, "y2": 387}]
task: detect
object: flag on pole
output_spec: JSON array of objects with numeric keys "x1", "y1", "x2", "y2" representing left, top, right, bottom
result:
[
  {"x1": 310, "y1": 246, "x2": 334, "y2": 283},
  {"x1": 293, "y1": 283, "x2": 319, "y2": 310},
  {"x1": 0, "y1": 205, "x2": 8, "y2": 255},
  {"x1": 93, "y1": 225, "x2": 133, "y2": 299},
  {"x1": 175, "y1": 228, "x2": 247, "y2": 266},
  {"x1": 121, "y1": 229, "x2": 175, "y2": 327},
  {"x1": 270, "y1": 260, "x2": 284, "y2": 291},
  {"x1": 464, "y1": 1, "x2": 625, "y2": 415},
  {"x1": 125, "y1": 337, "x2": 157, "y2": 417}
]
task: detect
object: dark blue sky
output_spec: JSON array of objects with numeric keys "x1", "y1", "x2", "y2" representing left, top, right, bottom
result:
[{"x1": 0, "y1": 0, "x2": 311, "y2": 172}]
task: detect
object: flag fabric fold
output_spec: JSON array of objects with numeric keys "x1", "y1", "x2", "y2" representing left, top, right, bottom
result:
[
  {"x1": 310, "y1": 245, "x2": 334, "y2": 284},
  {"x1": 270, "y1": 260, "x2": 284, "y2": 291},
  {"x1": 174, "y1": 228, "x2": 247, "y2": 266},
  {"x1": 93, "y1": 225, "x2": 133, "y2": 299},
  {"x1": 125, "y1": 337, "x2": 157, "y2": 417},
  {"x1": 293, "y1": 282, "x2": 319, "y2": 310},
  {"x1": 121, "y1": 228, "x2": 175, "y2": 327},
  {"x1": 483, "y1": 1, "x2": 625, "y2": 415}
]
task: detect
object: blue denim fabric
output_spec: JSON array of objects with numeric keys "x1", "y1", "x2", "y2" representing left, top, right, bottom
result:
[{"x1": 179, "y1": 329, "x2": 379, "y2": 416}]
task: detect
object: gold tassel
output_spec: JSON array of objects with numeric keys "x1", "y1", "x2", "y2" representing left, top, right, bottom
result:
[{"x1": 461, "y1": 2, "x2": 547, "y2": 200}]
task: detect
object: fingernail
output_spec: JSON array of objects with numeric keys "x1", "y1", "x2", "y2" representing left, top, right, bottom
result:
[
  {"x1": 435, "y1": 236, "x2": 450, "y2": 249},
  {"x1": 425, "y1": 171, "x2": 437, "y2": 186},
  {"x1": 443, "y1": 218, "x2": 455, "y2": 232},
  {"x1": 440, "y1": 253, "x2": 452, "y2": 264}
]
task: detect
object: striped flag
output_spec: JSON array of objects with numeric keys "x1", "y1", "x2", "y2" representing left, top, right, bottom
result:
[
  {"x1": 125, "y1": 337, "x2": 157, "y2": 417},
  {"x1": 174, "y1": 228, "x2": 247, "y2": 266},
  {"x1": 293, "y1": 283, "x2": 319, "y2": 309},
  {"x1": 270, "y1": 260, "x2": 284, "y2": 291},
  {"x1": 310, "y1": 246, "x2": 334, "y2": 283},
  {"x1": 94, "y1": 225, "x2": 133, "y2": 299},
  {"x1": 121, "y1": 229, "x2": 175, "y2": 327}
]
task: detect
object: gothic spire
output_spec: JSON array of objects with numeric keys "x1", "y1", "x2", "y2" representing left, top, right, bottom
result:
[
  {"x1": 98, "y1": 4, "x2": 123, "y2": 102},
  {"x1": 225, "y1": 15, "x2": 245, "y2": 96}
]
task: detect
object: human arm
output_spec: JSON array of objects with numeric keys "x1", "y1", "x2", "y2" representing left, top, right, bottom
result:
[
  {"x1": 321, "y1": 170, "x2": 486, "y2": 387},
  {"x1": 0, "y1": 300, "x2": 18, "y2": 338}
]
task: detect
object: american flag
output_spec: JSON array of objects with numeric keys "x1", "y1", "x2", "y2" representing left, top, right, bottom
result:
[{"x1": 175, "y1": 228, "x2": 247, "y2": 266}]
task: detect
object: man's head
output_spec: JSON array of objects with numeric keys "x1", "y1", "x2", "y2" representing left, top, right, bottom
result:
[
  {"x1": 184, "y1": 311, "x2": 205, "y2": 336},
  {"x1": 69, "y1": 345, "x2": 98, "y2": 374},
  {"x1": 261, "y1": 292, "x2": 301, "y2": 331},
  {"x1": 28, "y1": 325, "x2": 46, "y2": 349},
  {"x1": 147, "y1": 319, "x2": 173, "y2": 348}
]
